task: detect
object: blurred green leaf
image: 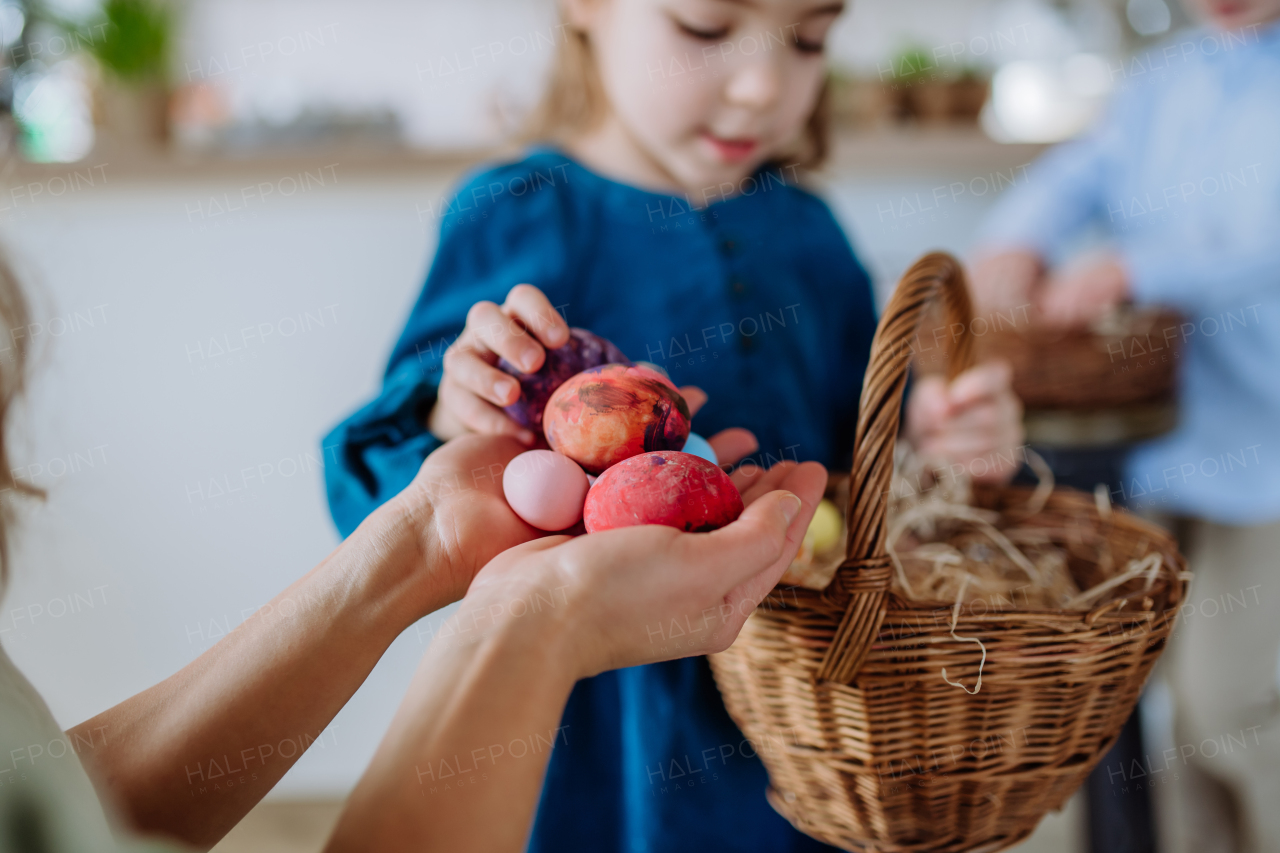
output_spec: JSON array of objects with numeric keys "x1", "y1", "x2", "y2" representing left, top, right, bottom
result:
[
  {"x1": 891, "y1": 45, "x2": 936, "y2": 83},
  {"x1": 86, "y1": 0, "x2": 170, "y2": 85}
]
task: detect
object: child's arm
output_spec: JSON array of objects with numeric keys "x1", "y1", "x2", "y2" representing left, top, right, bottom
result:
[
  {"x1": 969, "y1": 90, "x2": 1139, "y2": 315},
  {"x1": 324, "y1": 160, "x2": 578, "y2": 538}
]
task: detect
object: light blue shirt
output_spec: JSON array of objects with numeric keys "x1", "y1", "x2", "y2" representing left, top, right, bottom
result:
[{"x1": 978, "y1": 21, "x2": 1280, "y2": 525}]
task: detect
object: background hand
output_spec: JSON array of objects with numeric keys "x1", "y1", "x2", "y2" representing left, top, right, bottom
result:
[
  {"x1": 1037, "y1": 251, "x2": 1130, "y2": 328},
  {"x1": 428, "y1": 284, "x2": 570, "y2": 443},
  {"x1": 968, "y1": 249, "x2": 1044, "y2": 316},
  {"x1": 904, "y1": 361, "x2": 1024, "y2": 483}
]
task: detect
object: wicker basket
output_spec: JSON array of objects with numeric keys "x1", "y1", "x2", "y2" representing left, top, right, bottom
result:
[
  {"x1": 973, "y1": 306, "x2": 1182, "y2": 411},
  {"x1": 708, "y1": 253, "x2": 1188, "y2": 853}
]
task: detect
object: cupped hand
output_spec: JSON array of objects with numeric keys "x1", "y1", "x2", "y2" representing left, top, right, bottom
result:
[
  {"x1": 463, "y1": 460, "x2": 827, "y2": 680},
  {"x1": 428, "y1": 284, "x2": 570, "y2": 444},
  {"x1": 382, "y1": 434, "x2": 542, "y2": 610},
  {"x1": 904, "y1": 361, "x2": 1024, "y2": 483}
]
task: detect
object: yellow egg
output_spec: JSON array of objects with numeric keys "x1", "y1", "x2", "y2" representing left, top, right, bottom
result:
[{"x1": 803, "y1": 499, "x2": 843, "y2": 555}]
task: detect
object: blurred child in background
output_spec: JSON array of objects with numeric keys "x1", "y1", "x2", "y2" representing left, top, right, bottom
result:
[
  {"x1": 972, "y1": 1, "x2": 1280, "y2": 850},
  {"x1": 327, "y1": 0, "x2": 1023, "y2": 849}
]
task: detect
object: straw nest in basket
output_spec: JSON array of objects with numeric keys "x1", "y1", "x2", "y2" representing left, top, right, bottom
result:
[{"x1": 783, "y1": 446, "x2": 1187, "y2": 629}]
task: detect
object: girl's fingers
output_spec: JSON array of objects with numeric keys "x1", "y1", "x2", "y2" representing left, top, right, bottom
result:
[
  {"x1": 679, "y1": 386, "x2": 708, "y2": 417},
  {"x1": 444, "y1": 345, "x2": 523, "y2": 407},
  {"x1": 503, "y1": 284, "x2": 571, "y2": 352},
  {"x1": 707, "y1": 428, "x2": 757, "y2": 468},
  {"x1": 740, "y1": 462, "x2": 798, "y2": 505},
  {"x1": 917, "y1": 428, "x2": 1022, "y2": 464},
  {"x1": 730, "y1": 461, "x2": 766, "y2": 494},
  {"x1": 931, "y1": 400, "x2": 1004, "y2": 436},
  {"x1": 947, "y1": 361, "x2": 1013, "y2": 410},
  {"x1": 909, "y1": 375, "x2": 952, "y2": 428},
  {"x1": 465, "y1": 300, "x2": 546, "y2": 373},
  {"x1": 439, "y1": 380, "x2": 535, "y2": 443}
]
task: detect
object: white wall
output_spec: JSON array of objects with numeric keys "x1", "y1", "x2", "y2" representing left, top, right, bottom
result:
[
  {"x1": 171, "y1": 0, "x2": 1086, "y2": 148},
  {"x1": 0, "y1": 162, "x2": 459, "y2": 795}
]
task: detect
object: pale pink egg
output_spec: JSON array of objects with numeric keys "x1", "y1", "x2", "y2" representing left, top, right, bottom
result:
[{"x1": 502, "y1": 449, "x2": 590, "y2": 531}]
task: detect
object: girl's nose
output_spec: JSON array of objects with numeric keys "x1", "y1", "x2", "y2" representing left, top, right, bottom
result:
[{"x1": 723, "y1": 58, "x2": 781, "y2": 111}]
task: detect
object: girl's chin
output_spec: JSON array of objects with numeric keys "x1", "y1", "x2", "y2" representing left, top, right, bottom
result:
[{"x1": 672, "y1": 151, "x2": 769, "y2": 196}]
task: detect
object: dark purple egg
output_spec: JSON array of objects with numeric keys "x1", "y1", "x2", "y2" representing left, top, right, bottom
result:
[{"x1": 498, "y1": 328, "x2": 631, "y2": 432}]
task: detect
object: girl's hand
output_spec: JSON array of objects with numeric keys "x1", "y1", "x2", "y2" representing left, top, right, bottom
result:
[
  {"x1": 428, "y1": 284, "x2": 571, "y2": 444},
  {"x1": 904, "y1": 361, "x2": 1024, "y2": 483},
  {"x1": 462, "y1": 459, "x2": 828, "y2": 680}
]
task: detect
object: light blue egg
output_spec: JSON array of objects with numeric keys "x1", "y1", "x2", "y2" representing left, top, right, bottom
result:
[
  {"x1": 682, "y1": 432, "x2": 718, "y2": 465},
  {"x1": 634, "y1": 360, "x2": 671, "y2": 380}
]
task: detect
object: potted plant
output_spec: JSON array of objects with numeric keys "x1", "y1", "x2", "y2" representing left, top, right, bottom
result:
[{"x1": 80, "y1": 0, "x2": 171, "y2": 147}]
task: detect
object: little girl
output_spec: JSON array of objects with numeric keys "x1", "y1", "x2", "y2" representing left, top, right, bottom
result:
[{"x1": 326, "y1": 0, "x2": 1022, "y2": 849}]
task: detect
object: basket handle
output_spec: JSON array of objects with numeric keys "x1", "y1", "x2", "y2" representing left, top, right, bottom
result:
[{"x1": 814, "y1": 252, "x2": 976, "y2": 684}]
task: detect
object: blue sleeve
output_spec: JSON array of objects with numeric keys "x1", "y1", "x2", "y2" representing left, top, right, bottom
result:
[
  {"x1": 797, "y1": 188, "x2": 879, "y2": 471},
  {"x1": 975, "y1": 91, "x2": 1138, "y2": 259},
  {"x1": 1122, "y1": 142, "x2": 1280, "y2": 311},
  {"x1": 1125, "y1": 233, "x2": 1280, "y2": 313},
  {"x1": 322, "y1": 159, "x2": 579, "y2": 537}
]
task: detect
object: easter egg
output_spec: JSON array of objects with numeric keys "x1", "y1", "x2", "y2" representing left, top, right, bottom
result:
[
  {"x1": 680, "y1": 432, "x2": 717, "y2": 465},
  {"x1": 543, "y1": 364, "x2": 691, "y2": 475},
  {"x1": 498, "y1": 328, "x2": 631, "y2": 433},
  {"x1": 633, "y1": 361, "x2": 671, "y2": 379},
  {"x1": 501, "y1": 449, "x2": 590, "y2": 531},
  {"x1": 803, "y1": 498, "x2": 843, "y2": 555},
  {"x1": 584, "y1": 451, "x2": 743, "y2": 533}
]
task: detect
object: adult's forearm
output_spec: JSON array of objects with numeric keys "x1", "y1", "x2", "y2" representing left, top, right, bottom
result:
[
  {"x1": 70, "y1": 500, "x2": 445, "y2": 850},
  {"x1": 325, "y1": 594, "x2": 577, "y2": 853}
]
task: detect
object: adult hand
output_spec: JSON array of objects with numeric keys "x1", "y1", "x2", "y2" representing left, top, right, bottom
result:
[
  {"x1": 461, "y1": 460, "x2": 827, "y2": 679},
  {"x1": 388, "y1": 388, "x2": 762, "y2": 620},
  {"x1": 904, "y1": 361, "x2": 1024, "y2": 483},
  {"x1": 325, "y1": 458, "x2": 825, "y2": 853},
  {"x1": 381, "y1": 433, "x2": 540, "y2": 614},
  {"x1": 1038, "y1": 251, "x2": 1130, "y2": 328},
  {"x1": 968, "y1": 249, "x2": 1044, "y2": 316}
]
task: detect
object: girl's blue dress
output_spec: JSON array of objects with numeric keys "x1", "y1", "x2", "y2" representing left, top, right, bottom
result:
[{"x1": 324, "y1": 147, "x2": 876, "y2": 852}]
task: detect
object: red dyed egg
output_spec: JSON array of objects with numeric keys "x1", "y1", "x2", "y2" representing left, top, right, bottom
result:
[
  {"x1": 584, "y1": 451, "x2": 743, "y2": 533},
  {"x1": 543, "y1": 364, "x2": 691, "y2": 475}
]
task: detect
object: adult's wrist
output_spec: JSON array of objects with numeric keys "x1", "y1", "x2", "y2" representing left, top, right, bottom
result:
[
  {"x1": 451, "y1": 562, "x2": 587, "y2": 686},
  {"x1": 342, "y1": 493, "x2": 455, "y2": 632}
]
